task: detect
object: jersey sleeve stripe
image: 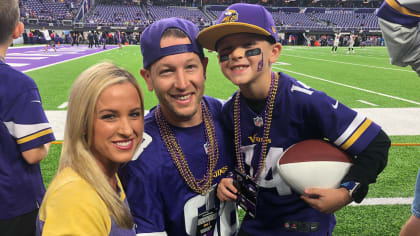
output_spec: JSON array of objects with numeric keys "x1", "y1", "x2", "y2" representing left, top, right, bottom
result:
[
  {"x1": 137, "y1": 232, "x2": 168, "y2": 236},
  {"x1": 340, "y1": 118, "x2": 372, "y2": 151},
  {"x1": 385, "y1": 0, "x2": 420, "y2": 17},
  {"x1": 334, "y1": 113, "x2": 366, "y2": 147},
  {"x1": 3, "y1": 121, "x2": 52, "y2": 139},
  {"x1": 17, "y1": 128, "x2": 53, "y2": 144}
]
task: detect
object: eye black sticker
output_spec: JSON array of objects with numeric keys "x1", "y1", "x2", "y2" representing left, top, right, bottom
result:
[
  {"x1": 219, "y1": 54, "x2": 229, "y2": 62},
  {"x1": 245, "y1": 48, "x2": 261, "y2": 57}
]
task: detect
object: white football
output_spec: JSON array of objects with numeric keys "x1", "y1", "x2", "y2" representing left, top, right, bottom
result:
[{"x1": 277, "y1": 139, "x2": 353, "y2": 195}]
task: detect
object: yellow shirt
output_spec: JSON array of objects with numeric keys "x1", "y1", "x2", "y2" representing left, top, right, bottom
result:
[{"x1": 37, "y1": 167, "x2": 134, "y2": 236}]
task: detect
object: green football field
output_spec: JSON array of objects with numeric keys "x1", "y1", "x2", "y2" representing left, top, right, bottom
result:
[{"x1": 27, "y1": 45, "x2": 420, "y2": 235}]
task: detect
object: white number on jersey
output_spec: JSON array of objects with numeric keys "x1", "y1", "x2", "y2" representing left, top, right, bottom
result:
[
  {"x1": 184, "y1": 189, "x2": 238, "y2": 235},
  {"x1": 241, "y1": 145, "x2": 292, "y2": 196}
]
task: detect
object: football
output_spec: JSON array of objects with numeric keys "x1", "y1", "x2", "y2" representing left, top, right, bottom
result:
[{"x1": 277, "y1": 139, "x2": 353, "y2": 195}]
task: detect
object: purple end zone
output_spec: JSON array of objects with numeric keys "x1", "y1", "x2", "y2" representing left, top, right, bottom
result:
[{"x1": 5, "y1": 45, "x2": 118, "y2": 72}]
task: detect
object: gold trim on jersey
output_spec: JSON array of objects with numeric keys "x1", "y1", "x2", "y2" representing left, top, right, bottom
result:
[
  {"x1": 17, "y1": 128, "x2": 53, "y2": 144},
  {"x1": 385, "y1": 0, "x2": 420, "y2": 17},
  {"x1": 341, "y1": 118, "x2": 372, "y2": 150}
]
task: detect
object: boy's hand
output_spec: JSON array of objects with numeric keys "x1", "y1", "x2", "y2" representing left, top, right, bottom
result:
[
  {"x1": 217, "y1": 178, "x2": 238, "y2": 202},
  {"x1": 300, "y1": 187, "x2": 352, "y2": 214}
]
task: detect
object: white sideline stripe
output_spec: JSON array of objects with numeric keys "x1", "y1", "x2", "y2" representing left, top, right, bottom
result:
[
  {"x1": 358, "y1": 100, "x2": 378, "y2": 106},
  {"x1": 273, "y1": 67, "x2": 420, "y2": 106},
  {"x1": 6, "y1": 57, "x2": 48, "y2": 60},
  {"x1": 7, "y1": 53, "x2": 62, "y2": 57},
  {"x1": 58, "y1": 102, "x2": 68, "y2": 109},
  {"x1": 281, "y1": 54, "x2": 415, "y2": 73},
  {"x1": 23, "y1": 47, "x2": 119, "y2": 73},
  {"x1": 350, "y1": 197, "x2": 413, "y2": 206},
  {"x1": 8, "y1": 63, "x2": 29, "y2": 67},
  {"x1": 46, "y1": 108, "x2": 420, "y2": 139}
]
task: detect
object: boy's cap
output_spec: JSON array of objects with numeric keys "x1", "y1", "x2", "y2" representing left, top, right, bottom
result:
[
  {"x1": 197, "y1": 3, "x2": 278, "y2": 51},
  {"x1": 140, "y1": 17, "x2": 205, "y2": 69}
]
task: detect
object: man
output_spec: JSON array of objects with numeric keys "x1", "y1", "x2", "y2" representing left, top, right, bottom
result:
[
  {"x1": 0, "y1": 0, "x2": 55, "y2": 235},
  {"x1": 119, "y1": 17, "x2": 238, "y2": 236},
  {"x1": 376, "y1": 0, "x2": 420, "y2": 76},
  {"x1": 41, "y1": 27, "x2": 55, "y2": 52}
]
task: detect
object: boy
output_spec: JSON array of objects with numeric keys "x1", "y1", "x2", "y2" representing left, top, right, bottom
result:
[
  {"x1": 0, "y1": 1, "x2": 55, "y2": 235},
  {"x1": 119, "y1": 17, "x2": 238, "y2": 236},
  {"x1": 198, "y1": 3, "x2": 390, "y2": 235}
]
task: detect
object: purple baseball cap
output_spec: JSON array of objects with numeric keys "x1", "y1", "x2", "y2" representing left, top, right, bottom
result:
[
  {"x1": 197, "y1": 3, "x2": 278, "y2": 51},
  {"x1": 140, "y1": 17, "x2": 205, "y2": 69}
]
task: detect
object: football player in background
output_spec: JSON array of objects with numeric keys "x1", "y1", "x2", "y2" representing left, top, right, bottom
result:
[
  {"x1": 0, "y1": 0, "x2": 55, "y2": 235},
  {"x1": 377, "y1": 0, "x2": 420, "y2": 76},
  {"x1": 42, "y1": 27, "x2": 56, "y2": 52},
  {"x1": 331, "y1": 31, "x2": 341, "y2": 53},
  {"x1": 119, "y1": 17, "x2": 238, "y2": 236},
  {"x1": 346, "y1": 33, "x2": 355, "y2": 54},
  {"x1": 198, "y1": 3, "x2": 391, "y2": 235}
]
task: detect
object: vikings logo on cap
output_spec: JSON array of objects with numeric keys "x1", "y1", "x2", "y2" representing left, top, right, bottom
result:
[
  {"x1": 221, "y1": 9, "x2": 238, "y2": 23},
  {"x1": 271, "y1": 26, "x2": 277, "y2": 34}
]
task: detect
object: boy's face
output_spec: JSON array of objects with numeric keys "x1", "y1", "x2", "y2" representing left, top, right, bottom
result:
[{"x1": 216, "y1": 33, "x2": 280, "y2": 87}]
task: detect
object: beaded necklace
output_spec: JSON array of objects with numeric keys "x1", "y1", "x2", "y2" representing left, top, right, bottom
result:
[
  {"x1": 234, "y1": 71, "x2": 279, "y2": 181},
  {"x1": 155, "y1": 101, "x2": 220, "y2": 194}
]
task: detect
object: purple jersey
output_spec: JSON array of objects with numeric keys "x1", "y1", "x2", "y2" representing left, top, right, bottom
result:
[
  {"x1": 376, "y1": 0, "x2": 420, "y2": 27},
  {"x1": 119, "y1": 96, "x2": 238, "y2": 236},
  {"x1": 222, "y1": 72, "x2": 381, "y2": 235},
  {"x1": 0, "y1": 60, "x2": 55, "y2": 219}
]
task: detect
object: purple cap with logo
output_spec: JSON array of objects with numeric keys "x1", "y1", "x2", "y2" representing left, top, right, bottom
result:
[
  {"x1": 140, "y1": 17, "x2": 205, "y2": 69},
  {"x1": 197, "y1": 3, "x2": 278, "y2": 51}
]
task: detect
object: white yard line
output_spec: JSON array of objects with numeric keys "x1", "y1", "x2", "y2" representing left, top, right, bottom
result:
[
  {"x1": 358, "y1": 100, "x2": 379, "y2": 106},
  {"x1": 57, "y1": 102, "x2": 68, "y2": 109},
  {"x1": 273, "y1": 67, "x2": 420, "y2": 106},
  {"x1": 280, "y1": 54, "x2": 415, "y2": 73}
]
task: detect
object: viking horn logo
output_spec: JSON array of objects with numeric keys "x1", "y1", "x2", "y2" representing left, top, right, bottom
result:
[{"x1": 222, "y1": 10, "x2": 238, "y2": 23}]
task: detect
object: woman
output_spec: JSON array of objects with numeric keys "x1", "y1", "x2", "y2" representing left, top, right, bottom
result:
[{"x1": 36, "y1": 62, "x2": 144, "y2": 235}]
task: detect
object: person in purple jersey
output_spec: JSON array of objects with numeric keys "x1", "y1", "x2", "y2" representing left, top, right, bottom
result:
[
  {"x1": 119, "y1": 17, "x2": 238, "y2": 236},
  {"x1": 198, "y1": 3, "x2": 390, "y2": 235},
  {"x1": 376, "y1": 0, "x2": 420, "y2": 76},
  {"x1": 0, "y1": 0, "x2": 55, "y2": 235}
]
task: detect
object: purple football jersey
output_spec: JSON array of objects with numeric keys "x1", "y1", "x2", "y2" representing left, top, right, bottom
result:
[
  {"x1": 120, "y1": 96, "x2": 238, "y2": 236},
  {"x1": 222, "y1": 72, "x2": 381, "y2": 235},
  {"x1": 0, "y1": 60, "x2": 55, "y2": 219}
]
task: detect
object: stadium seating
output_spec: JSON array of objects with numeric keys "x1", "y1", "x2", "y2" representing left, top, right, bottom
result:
[
  {"x1": 147, "y1": 6, "x2": 211, "y2": 25},
  {"x1": 20, "y1": 0, "x2": 77, "y2": 21},
  {"x1": 84, "y1": 4, "x2": 147, "y2": 26}
]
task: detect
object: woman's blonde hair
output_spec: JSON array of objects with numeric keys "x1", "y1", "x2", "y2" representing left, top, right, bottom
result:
[{"x1": 59, "y1": 62, "x2": 144, "y2": 228}]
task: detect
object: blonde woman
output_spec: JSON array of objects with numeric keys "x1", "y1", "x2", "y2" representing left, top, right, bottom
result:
[{"x1": 36, "y1": 62, "x2": 144, "y2": 235}]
